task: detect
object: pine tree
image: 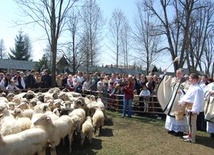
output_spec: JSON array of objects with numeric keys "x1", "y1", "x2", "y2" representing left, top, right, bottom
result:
[
  {"x1": 9, "y1": 31, "x2": 31, "y2": 61},
  {"x1": 35, "y1": 54, "x2": 49, "y2": 72}
]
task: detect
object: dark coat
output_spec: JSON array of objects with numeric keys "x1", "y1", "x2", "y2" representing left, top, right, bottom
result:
[
  {"x1": 41, "y1": 74, "x2": 52, "y2": 88},
  {"x1": 25, "y1": 74, "x2": 36, "y2": 89}
]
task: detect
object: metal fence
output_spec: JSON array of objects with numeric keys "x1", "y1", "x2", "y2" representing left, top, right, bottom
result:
[
  {"x1": 82, "y1": 91, "x2": 165, "y2": 118},
  {"x1": 1, "y1": 88, "x2": 165, "y2": 118}
]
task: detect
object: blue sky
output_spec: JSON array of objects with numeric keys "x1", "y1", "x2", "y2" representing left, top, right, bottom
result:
[
  {"x1": 0, "y1": 0, "x2": 136, "y2": 59},
  {"x1": 0, "y1": 0, "x2": 172, "y2": 71}
]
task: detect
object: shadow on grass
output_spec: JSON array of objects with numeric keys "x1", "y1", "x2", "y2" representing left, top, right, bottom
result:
[
  {"x1": 106, "y1": 110, "x2": 165, "y2": 127},
  {"x1": 196, "y1": 135, "x2": 214, "y2": 148},
  {"x1": 99, "y1": 128, "x2": 114, "y2": 137},
  {"x1": 104, "y1": 117, "x2": 114, "y2": 126},
  {"x1": 71, "y1": 138, "x2": 103, "y2": 155},
  {"x1": 132, "y1": 115, "x2": 165, "y2": 126},
  {"x1": 49, "y1": 135, "x2": 103, "y2": 155}
]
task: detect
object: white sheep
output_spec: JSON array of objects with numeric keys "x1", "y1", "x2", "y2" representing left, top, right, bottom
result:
[
  {"x1": 0, "y1": 103, "x2": 22, "y2": 136},
  {"x1": 69, "y1": 113, "x2": 84, "y2": 135},
  {"x1": 92, "y1": 107, "x2": 105, "y2": 136},
  {"x1": 13, "y1": 108, "x2": 32, "y2": 131},
  {"x1": 45, "y1": 111, "x2": 60, "y2": 120},
  {"x1": 12, "y1": 92, "x2": 27, "y2": 105},
  {"x1": 81, "y1": 116, "x2": 94, "y2": 146},
  {"x1": 85, "y1": 94, "x2": 96, "y2": 101},
  {"x1": 0, "y1": 106, "x2": 31, "y2": 135},
  {"x1": 52, "y1": 108, "x2": 61, "y2": 116},
  {"x1": 48, "y1": 87, "x2": 61, "y2": 95},
  {"x1": 69, "y1": 108, "x2": 86, "y2": 133},
  {"x1": 33, "y1": 103, "x2": 51, "y2": 113},
  {"x1": 32, "y1": 113, "x2": 75, "y2": 154},
  {"x1": 16, "y1": 101, "x2": 30, "y2": 110},
  {"x1": 95, "y1": 97, "x2": 108, "y2": 121},
  {"x1": 0, "y1": 117, "x2": 22, "y2": 136},
  {"x1": 62, "y1": 100, "x2": 73, "y2": 109},
  {"x1": 31, "y1": 111, "x2": 59, "y2": 126},
  {"x1": 28, "y1": 97, "x2": 39, "y2": 109},
  {"x1": 74, "y1": 96, "x2": 87, "y2": 110},
  {"x1": 43, "y1": 92, "x2": 58, "y2": 103},
  {"x1": 85, "y1": 100, "x2": 97, "y2": 117},
  {"x1": 20, "y1": 109, "x2": 34, "y2": 119},
  {"x1": 68, "y1": 91, "x2": 82, "y2": 97},
  {"x1": 0, "y1": 102, "x2": 12, "y2": 119},
  {"x1": 6, "y1": 93, "x2": 15, "y2": 102},
  {"x1": 13, "y1": 92, "x2": 27, "y2": 99},
  {"x1": 8, "y1": 102, "x2": 15, "y2": 111},
  {"x1": 22, "y1": 90, "x2": 35, "y2": 100},
  {"x1": 0, "y1": 96, "x2": 9, "y2": 103},
  {"x1": 0, "y1": 128, "x2": 48, "y2": 155},
  {"x1": 11, "y1": 96, "x2": 22, "y2": 106},
  {"x1": 53, "y1": 98, "x2": 63, "y2": 109},
  {"x1": 95, "y1": 97, "x2": 105, "y2": 110},
  {"x1": 58, "y1": 92, "x2": 71, "y2": 101}
]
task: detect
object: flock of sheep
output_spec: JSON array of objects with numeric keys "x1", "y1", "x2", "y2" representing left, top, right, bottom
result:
[{"x1": 0, "y1": 87, "x2": 107, "y2": 155}]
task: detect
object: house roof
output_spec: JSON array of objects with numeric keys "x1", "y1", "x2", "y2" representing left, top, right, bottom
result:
[
  {"x1": 69, "y1": 66, "x2": 145, "y2": 75},
  {"x1": 56, "y1": 55, "x2": 69, "y2": 66},
  {"x1": 0, "y1": 59, "x2": 36, "y2": 70}
]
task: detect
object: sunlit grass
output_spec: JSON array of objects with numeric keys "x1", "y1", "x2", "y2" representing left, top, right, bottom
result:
[{"x1": 52, "y1": 110, "x2": 214, "y2": 155}]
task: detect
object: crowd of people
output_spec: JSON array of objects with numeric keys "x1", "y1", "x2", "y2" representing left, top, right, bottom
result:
[
  {"x1": 0, "y1": 69, "x2": 52, "y2": 93},
  {"x1": 0, "y1": 69, "x2": 164, "y2": 116},
  {"x1": 0, "y1": 67, "x2": 213, "y2": 144},
  {"x1": 0, "y1": 69, "x2": 161, "y2": 95}
]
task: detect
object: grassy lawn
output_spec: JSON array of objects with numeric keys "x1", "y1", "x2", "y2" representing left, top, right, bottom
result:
[{"x1": 53, "y1": 110, "x2": 214, "y2": 155}]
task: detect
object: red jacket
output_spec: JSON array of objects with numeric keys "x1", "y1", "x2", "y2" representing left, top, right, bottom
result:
[{"x1": 124, "y1": 83, "x2": 134, "y2": 99}]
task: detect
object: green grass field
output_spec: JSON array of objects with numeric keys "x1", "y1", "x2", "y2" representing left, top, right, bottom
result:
[{"x1": 52, "y1": 110, "x2": 214, "y2": 155}]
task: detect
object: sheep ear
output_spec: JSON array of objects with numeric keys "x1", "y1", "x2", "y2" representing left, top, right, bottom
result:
[{"x1": 5, "y1": 105, "x2": 9, "y2": 110}]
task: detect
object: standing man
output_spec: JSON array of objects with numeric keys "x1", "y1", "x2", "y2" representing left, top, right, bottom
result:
[
  {"x1": 197, "y1": 75, "x2": 209, "y2": 131},
  {"x1": 25, "y1": 70, "x2": 36, "y2": 89},
  {"x1": 41, "y1": 69, "x2": 52, "y2": 89},
  {"x1": 178, "y1": 73, "x2": 204, "y2": 143},
  {"x1": 204, "y1": 82, "x2": 214, "y2": 138},
  {"x1": 164, "y1": 68, "x2": 187, "y2": 136},
  {"x1": 62, "y1": 72, "x2": 68, "y2": 88},
  {"x1": 122, "y1": 75, "x2": 134, "y2": 118}
]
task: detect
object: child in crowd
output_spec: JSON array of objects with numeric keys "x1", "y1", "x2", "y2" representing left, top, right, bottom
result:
[
  {"x1": 132, "y1": 89, "x2": 139, "y2": 106},
  {"x1": 6, "y1": 80, "x2": 19, "y2": 93},
  {"x1": 139, "y1": 85, "x2": 151, "y2": 112}
]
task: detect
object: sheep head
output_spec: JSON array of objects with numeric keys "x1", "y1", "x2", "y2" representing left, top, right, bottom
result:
[
  {"x1": 33, "y1": 114, "x2": 53, "y2": 127},
  {"x1": 6, "y1": 93, "x2": 15, "y2": 101},
  {"x1": 58, "y1": 93, "x2": 69, "y2": 101},
  {"x1": 13, "y1": 108, "x2": 23, "y2": 117},
  {"x1": 8, "y1": 102, "x2": 15, "y2": 110},
  {"x1": 0, "y1": 102, "x2": 9, "y2": 117},
  {"x1": 16, "y1": 101, "x2": 29, "y2": 110}
]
